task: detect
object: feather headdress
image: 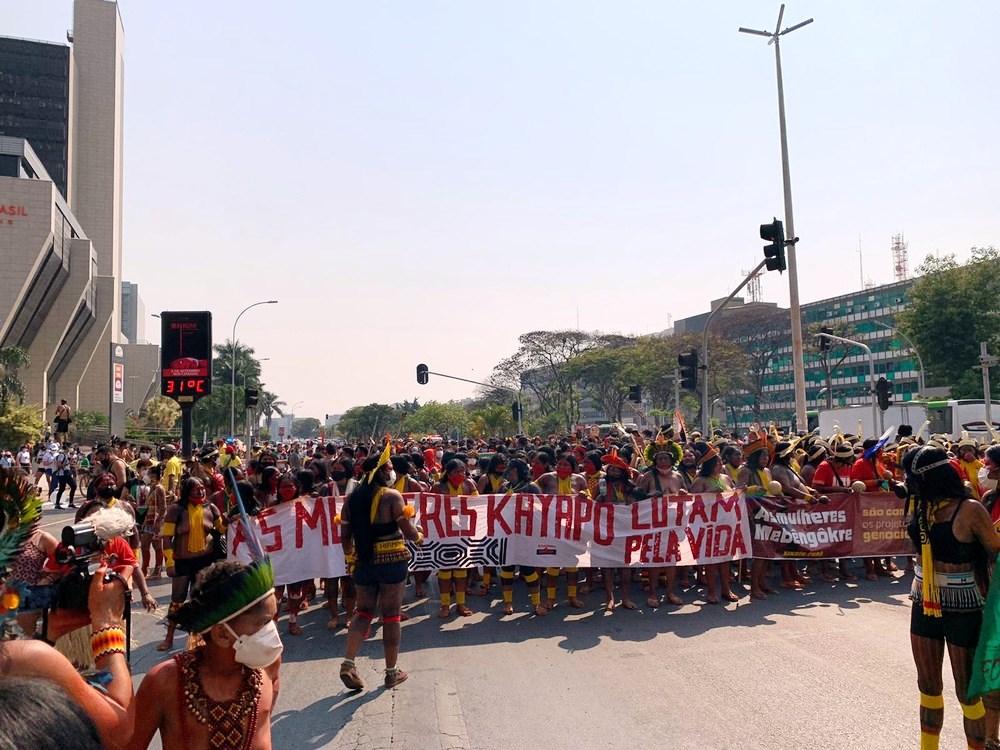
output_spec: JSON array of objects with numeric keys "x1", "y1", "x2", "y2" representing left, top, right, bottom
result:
[
  {"x1": 170, "y1": 557, "x2": 275, "y2": 634},
  {"x1": 0, "y1": 469, "x2": 42, "y2": 575}
]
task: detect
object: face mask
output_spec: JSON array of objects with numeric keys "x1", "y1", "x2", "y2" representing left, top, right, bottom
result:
[
  {"x1": 190, "y1": 493, "x2": 208, "y2": 506},
  {"x1": 225, "y1": 620, "x2": 284, "y2": 668},
  {"x1": 435, "y1": 451, "x2": 444, "y2": 460},
  {"x1": 556, "y1": 467, "x2": 572, "y2": 479},
  {"x1": 278, "y1": 486, "x2": 297, "y2": 502},
  {"x1": 448, "y1": 474, "x2": 464, "y2": 488},
  {"x1": 980, "y1": 467, "x2": 997, "y2": 494},
  {"x1": 98, "y1": 486, "x2": 116, "y2": 499},
  {"x1": 330, "y1": 470, "x2": 346, "y2": 481}
]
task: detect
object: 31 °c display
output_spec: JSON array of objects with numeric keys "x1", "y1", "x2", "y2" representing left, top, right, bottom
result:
[{"x1": 160, "y1": 311, "x2": 212, "y2": 403}]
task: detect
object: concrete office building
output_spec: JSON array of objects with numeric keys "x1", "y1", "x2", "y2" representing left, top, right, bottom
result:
[
  {"x1": 0, "y1": 0, "x2": 142, "y2": 428},
  {"x1": 121, "y1": 281, "x2": 145, "y2": 344},
  {"x1": 672, "y1": 278, "x2": 922, "y2": 429}
]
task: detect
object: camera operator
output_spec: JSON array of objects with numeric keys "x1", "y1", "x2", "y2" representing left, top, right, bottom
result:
[
  {"x1": 2, "y1": 568, "x2": 135, "y2": 749},
  {"x1": 75, "y1": 472, "x2": 157, "y2": 612}
]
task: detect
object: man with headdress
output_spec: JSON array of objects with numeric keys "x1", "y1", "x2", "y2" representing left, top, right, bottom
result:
[
  {"x1": 339, "y1": 447, "x2": 424, "y2": 690},
  {"x1": 130, "y1": 558, "x2": 282, "y2": 749},
  {"x1": 956, "y1": 436, "x2": 985, "y2": 500}
]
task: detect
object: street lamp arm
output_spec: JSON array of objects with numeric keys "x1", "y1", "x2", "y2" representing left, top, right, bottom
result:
[{"x1": 230, "y1": 300, "x2": 278, "y2": 436}]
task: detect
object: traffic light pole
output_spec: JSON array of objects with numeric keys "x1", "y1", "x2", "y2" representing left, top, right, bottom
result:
[
  {"x1": 702, "y1": 259, "x2": 769, "y2": 434},
  {"x1": 420, "y1": 368, "x2": 523, "y2": 435},
  {"x1": 818, "y1": 331, "x2": 879, "y2": 435}
]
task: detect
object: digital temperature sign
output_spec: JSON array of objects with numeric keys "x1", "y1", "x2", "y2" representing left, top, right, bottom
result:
[{"x1": 160, "y1": 311, "x2": 212, "y2": 404}]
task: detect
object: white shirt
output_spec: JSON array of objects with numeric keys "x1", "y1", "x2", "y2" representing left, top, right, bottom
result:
[{"x1": 16, "y1": 450, "x2": 30, "y2": 466}]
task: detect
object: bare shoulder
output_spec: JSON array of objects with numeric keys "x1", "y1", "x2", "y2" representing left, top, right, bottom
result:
[{"x1": 139, "y1": 657, "x2": 180, "y2": 699}]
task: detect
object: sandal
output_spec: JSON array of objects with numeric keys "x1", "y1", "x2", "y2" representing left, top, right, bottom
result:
[
  {"x1": 438, "y1": 605, "x2": 451, "y2": 619},
  {"x1": 621, "y1": 599, "x2": 637, "y2": 610},
  {"x1": 384, "y1": 667, "x2": 409, "y2": 688},
  {"x1": 534, "y1": 604, "x2": 548, "y2": 616},
  {"x1": 666, "y1": 593, "x2": 683, "y2": 606},
  {"x1": 288, "y1": 621, "x2": 303, "y2": 636},
  {"x1": 646, "y1": 595, "x2": 660, "y2": 609},
  {"x1": 327, "y1": 618, "x2": 342, "y2": 631},
  {"x1": 340, "y1": 660, "x2": 364, "y2": 691},
  {"x1": 456, "y1": 604, "x2": 473, "y2": 617},
  {"x1": 723, "y1": 591, "x2": 740, "y2": 602},
  {"x1": 503, "y1": 603, "x2": 514, "y2": 615}
]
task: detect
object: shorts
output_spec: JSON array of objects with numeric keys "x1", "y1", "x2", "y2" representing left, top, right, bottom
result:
[
  {"x1": 55, "y1": 420, "x2": 69, "y2": 433},
  {"x1": 174, "y1": 554, "x2": 215, "y2": 580},
  {"x1": 911, "y1": 604, "x2": 983, "y2": 648},
  {"x1": 353, "y1": 560, "x2": 409, "y2": 587}
]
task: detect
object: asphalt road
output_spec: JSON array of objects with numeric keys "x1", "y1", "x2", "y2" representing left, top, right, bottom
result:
[{"x1": 37, "y1": 500, "x2": 967, "y2": 750}]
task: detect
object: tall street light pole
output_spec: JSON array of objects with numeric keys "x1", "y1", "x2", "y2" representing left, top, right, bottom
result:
[
  {"x1": 230, "y1": 301, "x2": 277, "y2": 437},
  {"x1": 740, "y1": 4, "x2": 813, "y2": 432},
  {"x1": 872, "y1": 321, "x2": 925, "y2": 396}
]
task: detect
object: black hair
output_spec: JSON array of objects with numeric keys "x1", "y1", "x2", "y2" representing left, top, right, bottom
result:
[
  {"x1": 442, "y1": 458, "x2": 466, "y2": 477},
  {"x1": 296, "y1": 470, "x2": 315, "y2": 494},
  {"x1": 148, "y1": 463, "x2": 163, "y2": 479},
  {"x1": 904, "y1": 446, "x2": 968, "y2": 504},
  {"x1": 986, "y1": 445, "x2": 1000, "y2": 467},
  {"x1": 345, "y1": 456, "x2": 392, "y2": 563},
  {"x1": 556, "y1": 452, "x2": 578, "y2": 471},
  {"x1": 486, "y1": 453, "x2": 507, "y2": 475},
  {"x1": 310, "y1": 459, "x2": 329, "y2": 483},
  {"x1": 0, "y1": 678, "x2": 103, "y2": 750},
  {"x1": 534, "y1": 451, "x2": 553, "y2": 468},
  {"x1": 390, "y1": 455, "x2": 412, "y2": 474},
  {"x1": 409, "y1": 452, "x2": 425, "y2": 470},
  {"x1": 178, "y1": 476, "x2": 205, "y2": 508},
  {"x1": 746, "y1": 449, "x2": 767, "y2": 472},
  {"x1": 506, "y1": 458, "x2": 532, "y2": 487},
  {"x1": 583, "y1": 450, "x2": 604, "y2": 473}
]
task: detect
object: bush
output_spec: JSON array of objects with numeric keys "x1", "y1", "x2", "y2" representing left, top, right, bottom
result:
[{"x1": 0, "y1": 403, "x2": 45, "y2": 449}]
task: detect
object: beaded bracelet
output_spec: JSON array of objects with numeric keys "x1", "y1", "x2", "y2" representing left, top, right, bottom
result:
[{"x1": 91, "y1": 625, "x2": 126, "y2": 661}]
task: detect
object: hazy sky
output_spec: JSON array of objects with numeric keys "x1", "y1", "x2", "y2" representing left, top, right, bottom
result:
[{"x1": 5, "y1": 1, "x2": 999, "y2": 418}]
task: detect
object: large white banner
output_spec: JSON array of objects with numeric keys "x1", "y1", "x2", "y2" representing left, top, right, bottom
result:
[{"x1": 229, "y1": 492, "x2": 752, "y2": 586}]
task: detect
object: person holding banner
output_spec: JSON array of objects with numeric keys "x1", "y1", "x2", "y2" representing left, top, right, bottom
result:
[
  {"x1": 737, "y1": 431, "x2": 779, "y2": 601},
  {"x1": 637, "y1": 446, "x2": 686, "y2": 606},
  {"x1": 339, "y1": 453, "x2": 424, "y2": 690},
  {"x1": 902, "y1": 446, "x2": 1000, "y2": 750},
  {"x1": 495, "y1": 458, "x2": 546, "y2": 616},
  {"x1": 691, "y1": 444, "x2": 739, "y2": 604},
  {"x1": 596, "y1": 451, "x2": 639, "y2": 611},
  {"x1": 538, "y1": 453, "x2": 589, "y2": 610},
  {"x1": 323, "y1": 457, "x2": 358, "y2": 630},
  {"x1": 435, "y1": 459, "x2": 479, "y2": 618}
]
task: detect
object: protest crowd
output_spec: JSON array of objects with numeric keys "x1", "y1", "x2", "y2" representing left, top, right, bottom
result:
[{"x1": 3, "y1": 419, "x2": 1000, "y2": 749}]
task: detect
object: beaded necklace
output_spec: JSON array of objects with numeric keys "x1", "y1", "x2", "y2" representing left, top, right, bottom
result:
[{"x1": 175, "y1": 649, "x2": 262, "y2": 750}]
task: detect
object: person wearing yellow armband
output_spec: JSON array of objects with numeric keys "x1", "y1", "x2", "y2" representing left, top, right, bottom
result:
[
  {"x1": 736, "y1": 430, "x2": 779, "y2": 601},
  {"x1": 537, "y1": 453, "x2": 590, "y2": 610},
  {"x1": 436, "y1": 460, "x2": 479, "y2": 618},
  {"x1": 157, "y1": 476, "x2": 225, "y2": 652},
  {"x1": 902, "y1": 446, "x2": 1000, "y2": 750}
]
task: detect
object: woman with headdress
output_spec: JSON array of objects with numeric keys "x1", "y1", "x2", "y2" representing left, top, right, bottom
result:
[
  {"x1": 770, "y1": 440, "x2": 817, "y2": 590},
  {"x1": 691, "y1": 442, "x2": 740, "y2": 604},
  {"x1": 596, "y1": 448, "x2": 639, "y2": 611},
  {"x1": 637, "y1": 443, "x2": 687, "y2": 606},
  {"x1": 339, "y1": 449, "x2": 424, "y2": 690},
  {"x1": 736, "y1": 430, "x2": 780, "y2": 600},
  {"x1": 903, "y1": 446, "x2": 1000, "y2": 750}
]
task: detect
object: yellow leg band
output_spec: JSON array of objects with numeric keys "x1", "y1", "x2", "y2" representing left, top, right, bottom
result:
[
  {"x1": 529, "y1": 591, "x2": 540, "y2": 606},
  {"x1": 524, "y1": 572, "x2": 539, "y2": 584},
  {"x1": 547, "y1": 586, "x2": 556, "y2": 600},
  {"x1": 502, "y1": 590, "x2": 513, "y2": 604},
  {"x1": 453, "y1": 570, "x2": 468, "y2": 580},
  {"x1": 920, "y1": 731, "x2": 940, "y2": 750},
  {"x1": 545, "y1": 567, "x2": 559, "y2": 577},
  {"x1": 440, "y1": 592, "x2": 451, "y2": 606},
  {"x1": 455, "y1": 591, "x2": 466, "y2": 605},
  {"x1": 961, "y1": 699, "x2": 985, "y2": 720},
  {"x1": 438, "y1": 570, "x2": 453, "y2": 581},
  {"x1": 920, "y1": 692, "x2": 944, "y2": 710},
  {"x1": 500, "y1": 571, "x2": 515, "y2": 581}
]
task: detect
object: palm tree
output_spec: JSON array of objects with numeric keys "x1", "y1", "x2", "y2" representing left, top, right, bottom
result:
[
  {"x1": 259, "y1": 390, "x2": 286, "y2": 431},
  {"x1": 213, "y1": 340, "x2": 261, "y2": 387},
  {"x1": 0, "y1": 346, "x2": 30, "y2": 410}
]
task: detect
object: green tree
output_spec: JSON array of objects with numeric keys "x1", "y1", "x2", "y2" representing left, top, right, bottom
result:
[
  {"x1": 337, "y1": 404, "x2": 404, "y2": 441},
  {"x1": 213, "y1": 340, "x2": 261, "y2": 388},
  {"x1": 0, "y1": 346, "x2": 30, "y2": 409},
  {"x1": 899, "y1": 247, "x2": 1000, "y2": 398},
  {"x1": 0, "y1": 403, "x2": 44, "y2": 447},
  {"x1": 404, "y1": 401, "x2": 471, "y2": 438},
  {"x1": 292, "y1": 418, "x2": 321, "y2": 439},
  {"x1": 259, "y1": 390, "x2": 286, "y2": 431},
  {"x1": 73, "y1": 410, "x2": 109, "y2": 432},
  {"x1": 565, "y1": 339, "x2": 641, "y2": 423},
  {"x1": 468, "y1": 404, "x2": 515, "y2": 438},
  {"x1": 143, "y1": 395, "x2": 181, "y2": 431}
]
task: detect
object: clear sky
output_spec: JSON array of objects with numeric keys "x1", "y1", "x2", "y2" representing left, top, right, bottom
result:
[{"x1": 5, "y1": 1, "x2": 998, "y2": 418}]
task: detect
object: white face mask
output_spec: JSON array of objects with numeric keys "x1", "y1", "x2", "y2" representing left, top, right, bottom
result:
[
  {"x1": 979, "y1": 467, "x2": 997, "y2": 495},
  {"x1": 385, "y1": 470, "x2": 397, "y2": 486},
  {"x1": 224, "y1": 620, "x2": 284, "y2": 668},
  {"x1": 435, "y1": 450, "x2": 444, "y2": 460}
]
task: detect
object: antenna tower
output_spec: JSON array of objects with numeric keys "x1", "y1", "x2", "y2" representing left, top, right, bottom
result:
[
  {"x1": 742, "y1": 268, "x2": 763, "y2": 302},
  {"x1": 891, "y1": 233, "x2": 909, "y2": 281}
]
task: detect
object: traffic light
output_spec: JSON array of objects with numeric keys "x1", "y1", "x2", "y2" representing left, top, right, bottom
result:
[
  {"x1": 416, "y1": 363, "x2": 429, "y2": 385},
  {"x1": 760, "y1": 218, "x2": 786, "y2": 273},
  {"x1": 244, "y1": 387, "x2": 259, "y2": 408},
  {"x1": 875, "y1": 377, "x2": 893, "y2": 411},
  {"x1": 817, "y1": 326, "x2": 833, "y2": 353},
  {"x1": 628, "y1": 385, "x2": 642, "y2": 403},
  {"x1": 678, "y1": 350, "x2": 699, "y2": 391}
]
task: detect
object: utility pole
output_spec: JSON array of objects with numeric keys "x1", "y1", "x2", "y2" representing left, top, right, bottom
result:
[
  {"x1": 818, "y1": 331, "x2": 879, "y2": 437},
  {"x1": 740, "y1": 4, "x2": 814, "y2": 432},
  {"x1": 979, "y1": 342, "x2": 998, "y2": 431}
]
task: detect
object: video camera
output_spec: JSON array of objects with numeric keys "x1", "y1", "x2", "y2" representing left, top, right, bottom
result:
[{"x1": 53, "y1": 521, "x2": 119, "y2": 612}]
